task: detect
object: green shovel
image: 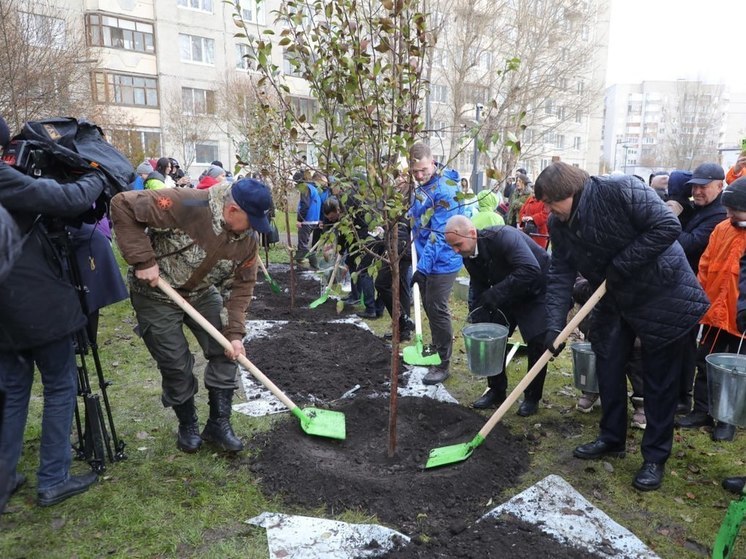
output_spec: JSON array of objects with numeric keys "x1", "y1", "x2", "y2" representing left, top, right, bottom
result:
[
  {"x1": 713, "y1": 491, "x2": 746, "y2": 559},
  {"x1": 425, "y1": 281, "x2": 607, "y2": 468},
  {"x1": 258, "y1": 255, "x2": 281, "y2": 294},
  {"x1": 403, "y1": 241, "x2": 442, "y2": 366},
  {"x1": 310, "y1": 253, "x2": 342, "y2": 309},
  {"x1": 158, "y1": 278, "x2": 346, "y2": 440}
]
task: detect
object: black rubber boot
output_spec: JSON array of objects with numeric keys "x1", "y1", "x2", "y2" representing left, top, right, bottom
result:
[
  {"x1": 201, "y1": 389, "x2": 244, "y2": 452},
  {"x1": 173, "y1": 398, "x2": 202, "y2": 453}
]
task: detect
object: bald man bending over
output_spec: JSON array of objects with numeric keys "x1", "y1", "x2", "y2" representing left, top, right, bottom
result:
[{"x1": 445, "y1": 215, "x2": 550, "y2": 415}]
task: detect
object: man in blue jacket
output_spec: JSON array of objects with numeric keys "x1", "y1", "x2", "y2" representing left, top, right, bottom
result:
[
  {"x1": 535, "y1": 161, "x2": 709, "y2": 491},
  {"x1": 408, "y1": 142, "x2": 463, "y2": 384},
  {"x1": 0, "y1": 116, "x2": 107, "y2": 508},
  {"x1": 295, "y1": 171, "x2": 322, "y2": 269}
]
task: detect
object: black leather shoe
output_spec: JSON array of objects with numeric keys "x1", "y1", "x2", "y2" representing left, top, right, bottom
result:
[
  {"x1": 38, "y1": 471, "x2": 98, "y2": 507},
  {"x1": 356, "y1": 310, "x2": 379, "y2": 319},
  {"x1": 722, "y1": 476, "x2": 746, "y2": 495},
  {"x1": 573, "y1": 439, "x2": 626, "y2": 460},
  {"x1": 675, "y1": 411, "x2": 713, "y2": 428},
  {"x1": 676, "y1": 401, "x2": 691, "y2": 415},
  {"x1": 712, "y1": 422, "x2": 736, "y2": 442},
  {"x1": 472, "y1": 389, "x2": 506, "y2": 409},
  {"x1": 517, "y1": 399, "x2": 539, "y2": 417},
  {"x1": 422, "y1": 366, "x2": 450, "y2": 385},
  {"x1": 633, "y1": 462, "x2": 665, "y2": 491}
]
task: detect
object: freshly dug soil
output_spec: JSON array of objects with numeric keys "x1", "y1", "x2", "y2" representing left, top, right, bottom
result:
[
  {"x1": 245, "y1": 320, "x2": 399, "y2": 402},
  {"x1": 250, "y1": 396, "x2": 528, "y2": 533},
  {"x1": 251, "y1": 265, "x2": 355, "y2": 321}
]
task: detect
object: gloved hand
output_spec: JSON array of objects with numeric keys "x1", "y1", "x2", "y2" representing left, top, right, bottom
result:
[
  {"x1": 477, "y1": 288, "x2": 500, "y2": 311},
  {"x1": 544, "y1": 329, "x2": 565, "y2": 357},
  {"x1": 737, "y1": 309, "x2": 746, "y2": 333},
  {"x1": 410, "y1": 270, "x2": 427, "y2": 291}
]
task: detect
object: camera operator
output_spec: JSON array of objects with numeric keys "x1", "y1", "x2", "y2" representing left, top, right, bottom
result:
[{"x1": 0, "y1": 116, "x2": 107, "y2": 508}]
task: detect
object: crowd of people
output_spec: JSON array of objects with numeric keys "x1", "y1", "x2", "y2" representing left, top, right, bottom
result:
[{"x1": 3, "y1": 114, "x2": 746, "y2": 518}]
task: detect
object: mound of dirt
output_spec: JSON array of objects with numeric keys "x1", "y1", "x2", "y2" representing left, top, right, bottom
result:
[{"x1": 244, "y1": 320, "x2": 398, "y2": 402}]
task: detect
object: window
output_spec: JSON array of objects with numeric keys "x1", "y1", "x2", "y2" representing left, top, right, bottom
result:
[
  {"x1": 195, "y1": 142, "x2": 219, "y2": 164},
  {"x1": 20, "y1": 12, "x2": 65, "y2": 48},
  {"x1": 283, "y1": 49, "x2": 304, "y2": 77},
  {"x1": 556, "y1": 134, "x2": 565, "y2": 149},
  {"x1": 432, "y1": 48, "x2": 447, "y2": 68},
  {"x1": 430, "y1": 120, "x2": 447, "y2": 134},
  {"x1": 544, "y1": 99, "x2": 554, "y2": 115},
  {"x1": 575, "y1": 109, "x2": 582, "y2": 124},
  {"x1": 182, "y1": 87, "x2": 215, "y2": 115},
  {"x1": 541, "y1": 158, "x2": 550, "y2": 170},
  {"x1": 289, "y1": 96, "x2": 318, "y2": 123},
  {"x1": 93, "y1": 71, "x2": 158, "y2": 107},
  {"x1": 110, "y1": 129, "x2": 161, "y2": 158},
  {"x1": 87, "y1": 14, "x2": 155, "y2": 54},
  {"x1": 577, "y1": 81, "x2": 584, "y2": 94},
  {"x1": 573, "y1": 136, "x2": 582, "y2": 150},
  {"x1": 235, "y1": 43, "x2": 256, "y2": 71},
  {"x1": 479, "y1": 51, "x2": 492, "y2": 70},
  {"x1": 560, "y1": 78, "x2": 569, "y2": 90},
  {"x1": 179, "y1": 34, "x2": 215, "y2": 64},
  {"x1": 236, "y1": 0, "x2": 266, "y2": 24},
  {"x1": 523, "y1": 128, "x2": 534, "y2": 143},
  {"x1": 472, "y1": 85, "x2": 489, "y2": 105},
  {"x1": 177, "y1": 0, "x2": 213, "y2": 11},
  {"x1": 431, "y1": 84, "x2": 448, "y2": 104},
  {"x1": 556, "y1": 105, "x2": 566, "y2": 120}
]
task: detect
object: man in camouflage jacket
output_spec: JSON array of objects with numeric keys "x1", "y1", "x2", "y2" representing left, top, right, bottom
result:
[{"x1": 111, "y1": 179, "x2": 272, "y2": 453}]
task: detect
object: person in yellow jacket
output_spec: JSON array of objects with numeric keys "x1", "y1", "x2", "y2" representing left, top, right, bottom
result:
[{"x1": 686, "y1": 178, "x2": 746, "y2": 442}]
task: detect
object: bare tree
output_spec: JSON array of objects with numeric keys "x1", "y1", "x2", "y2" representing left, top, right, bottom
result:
[
  {"x1": 161, "y1": 87, "x2": 217, "y2": 173},
  {"x1": 0, "y1": 0, "x2": 105, "y2": 131},
  {"x1": 656, "y1": 80, "x2": 724, "y2": 170}
]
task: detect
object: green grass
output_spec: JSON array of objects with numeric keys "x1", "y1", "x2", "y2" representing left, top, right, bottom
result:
[{"x1": 1, "y1": 264, "x2": 745, "y2": 558}]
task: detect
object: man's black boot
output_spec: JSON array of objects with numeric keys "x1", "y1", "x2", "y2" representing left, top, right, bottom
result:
[
  {"x1": 472, "y1": 388, "x2": 505, "y2": 409},
  {"x1": 201, "y1": 389, "x2": 244, "y2": 452},
  {"x1": 173, "y1": 397, "x2": 202, "y2": 453}
]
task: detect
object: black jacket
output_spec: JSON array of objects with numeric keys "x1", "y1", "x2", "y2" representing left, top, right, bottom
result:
[
  {"x1": 0, "y1": 162, "x2": 106, "y2": 350},
  {"x1": 677, "y1": 193, "x2": 726, "y2": 275},
  {"x1": 546, "y1": 175, "x2": 709, "y2": 351},
  {"x1": 0, "y1": 203, "x2": 20, "y2": 283},
  {"x1": 464, "y1": 226, "x2": 549, "y2": 342}
]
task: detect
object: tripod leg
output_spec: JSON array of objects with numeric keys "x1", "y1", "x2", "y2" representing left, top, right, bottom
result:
[{"x1": 84, "y1": 395, "x2": 106, "y2": 474}]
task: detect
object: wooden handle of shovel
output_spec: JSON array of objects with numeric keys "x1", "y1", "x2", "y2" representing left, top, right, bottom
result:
[
  {"x1": 410, "y1": 240, "x2": 424, "y2": 339},
  {"x1": 257, "y1": 254, "x2": 271, "y2": 279},
  {"x1": 476, "y1": 281, "x2": 607, "y2": 440},
  {"x1": 325, "y1": 253, "x2": 342, "y2": 291},
  {"x1": 156, "y1": 278, "x2": 300, "y2": 413}
]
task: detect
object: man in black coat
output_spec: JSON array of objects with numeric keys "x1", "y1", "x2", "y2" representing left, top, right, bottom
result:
[
  {"x1": 445, "y1": 215, "x2": 549, "y2": 416},
  {"x1": 0, "y1": 116, "x2": 107, "y2": 508},
  {"x1": 535, "y1": 162, "x2": 709, "y2": 491}
]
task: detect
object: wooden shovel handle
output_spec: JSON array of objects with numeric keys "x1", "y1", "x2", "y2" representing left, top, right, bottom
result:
[
  {"x1": 257, "y1": 254, "x2": 271, "y2": 278},
  {"x1": 156, "y1": 278, "x2": 299, "y2": 412},
  {"x1": 410, "y1": 240, "x2": 424, "y2": 338},
  {"x1": 325, "y1": 253, "x2": 342, "y2": 291},
  {"x1": 477, "y1": 281, "x2": 607, "y2": 440}
]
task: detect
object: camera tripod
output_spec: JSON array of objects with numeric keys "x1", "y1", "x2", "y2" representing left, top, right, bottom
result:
[{"x1": 52, "y1": 224, "x2": 127, "y2": 473}]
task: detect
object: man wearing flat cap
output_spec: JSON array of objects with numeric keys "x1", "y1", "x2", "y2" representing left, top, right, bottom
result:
[{"x1": 111, "y1": 179, "x2": 272, "y2": 454}]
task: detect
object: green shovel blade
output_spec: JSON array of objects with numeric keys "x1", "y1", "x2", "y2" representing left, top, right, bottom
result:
[
  {"x1": 403, "y1": 335, "x2": 442, "y2": 366},
  {"x1": 425, "y1": 434, "x2": 485, "y2": 469},
  {"x1": 292, "y1": 406, "x2": 346, "y2": 440},
  {"x1": 309, "y1": 289, "x2": 330, "y2": 309},
  {"x1": 263, "y1": 272, "x2": 281, "y2": 294},
  {"x1": 713, "y1": 494, "x2": 746, "y2": 559}
]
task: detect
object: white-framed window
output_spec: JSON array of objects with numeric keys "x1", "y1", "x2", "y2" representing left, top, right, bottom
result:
[
  {"x1": 236, "y1": 0, "x2": 266, "y2": 24},
  {"x1": 177, "y1": 0, "x2": 213, "y2": 12},
  {"x1": 179, "y1": 34, "x2": 215, "y2": 64},
  {"x1": 235, "y1": 43, "x2": 256, "y2": 70},
  {"x1": 556, "y1": 105, "x2": 566, "y2": 119},
  {"x1": 182, "y1": 87, "x2": 215, "y2": 115},
  {"x1": 110, "y1": 128, "x2": 162, "y2": 158},
  {"x1": 431, "y1": 84, "x2": 448, "y2": 104},
  {"x1": 577, "y1": 81, "x2": 584, "y2": 94},
  {"x1": 430, "y1": 120, "x2": 447, "y2": 134},
  {"x1": 93, "y1": 71, "x2": 158, "y2": 107},
  {"x1": 573, "y1": 136, "x2": 582, "y2": 150},
  {"x1": 194, "y1": 142, "x2": 219, "y2": 164},
  {"x1": 556, "y1": 134, "x2": 565, "y2": 149},
  {"x1": 432, "y1": 48, "x2": 447, "y2": 68},
  {"x1": 289, "y1": 96, "x2": 318, "y2": 123},
  {"x1": 87, "y1": 13, "x2": 155, "y2": 54},
  {"x1": 479, "y1": 51, "x2": 492, "y2": 70},
  {"x1": 283, "y1": 49, "x2": 304, "y2": 77},
  {"x1": 544, "y1": 99, "x2": 554, "y2": 115},
  {"x1": 575, "y1": 109, "x2": 582, "y2": 123},
  {"x1": 540, "y1": 158, "x2": 551, "y2": 170},
  {"x1": 20, "y1": 12, "x2": 65, "y2": 48},
  {"x1": 523, "y1": 128, "x2": 533, "y2": 143}
]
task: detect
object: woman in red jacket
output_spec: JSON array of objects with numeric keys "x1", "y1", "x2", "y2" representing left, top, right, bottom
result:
[{"x1": 518, "y1": 194, "x2": 550, "y2": 249}]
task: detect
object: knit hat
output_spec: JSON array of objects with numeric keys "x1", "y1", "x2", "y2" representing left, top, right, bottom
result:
[
  {"x1": 136, "y1": 161, "x2": 154, "y2": 175},
  {"x1": 0, "y1": 116, "x2": 10, "y2": 149},
  {"x1": 211, "y1": 160, "x2": 224, "y2": 168},
  {"x1": 667, "y1": 170, "x2": 693, "y2": 200},
  {"x1": 206, "y1": 165, "x2": 225, "y2": 179},
  {"x1": 721, "y1": 177, "x2": 746, "y2": 212},
  {"x1": 231, "y1": 178, "x2": 272, "y2": 233}
]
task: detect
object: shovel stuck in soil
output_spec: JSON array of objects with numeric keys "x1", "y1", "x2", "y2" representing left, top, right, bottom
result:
[
  {"x1": 258, "y1": 255, "x2": 281, "y2": 294},
  {"x1": 425, "y1": 281, "x2": 607, "y2": 468},
  {"x1": 403, "y1": 242, "x2": 442, "y2": 367},
  {"x1": 309, "y1": 253, "x2": 342, "y2": 309},
  {"x1": 157, "y1": 278, "x2": 346, "y2": 440}
]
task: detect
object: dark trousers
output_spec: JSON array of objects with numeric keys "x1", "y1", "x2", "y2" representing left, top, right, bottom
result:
[
  {"x1": 677, "y1": 326, "x2": 698, "y2": 406},
  {"x1": 420, "y1": 271, "x2": 458, "y2": 368},
  {"x1": 375, "y1": 258, "x2": 412, "y2": 323},
  {"x1": 693, "y1": 326, "x2": 745, "y2": 415},
  {"x1": 131, "y1": 288, "x2": 239, "y2": 408},
  {"x1": 594, "y1": 317, "x2": 683, "y2": 464},
  {"x1": 487, "y1": 334, "x2": 547, "y2": 402}
]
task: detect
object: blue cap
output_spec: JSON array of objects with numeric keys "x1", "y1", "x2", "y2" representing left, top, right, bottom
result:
[
  {"x1": 686, "y1": 163, "x2": 724, "y2": 185},
  {"x1": 231, "y1": 179, "x2": 272, "y2": 233}
]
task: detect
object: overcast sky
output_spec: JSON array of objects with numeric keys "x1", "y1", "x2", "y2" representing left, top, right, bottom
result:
[{"x1": 605, "y1": 0, "x2": 746, "y2": 90}]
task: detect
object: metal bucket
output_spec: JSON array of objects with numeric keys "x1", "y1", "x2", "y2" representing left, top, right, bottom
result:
[
  {"x1": 462, "y1": 323, "x2": 509, "y2": 377},
  {"x1": 453, "y1": 277, "x2": 470, "y2": 302},
  {"x1": 706, "y1": 353, "x2": 746, "y2": 427},
  {"x1": 571, "y1": 342, "x2": 598, "y2": 393}
]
